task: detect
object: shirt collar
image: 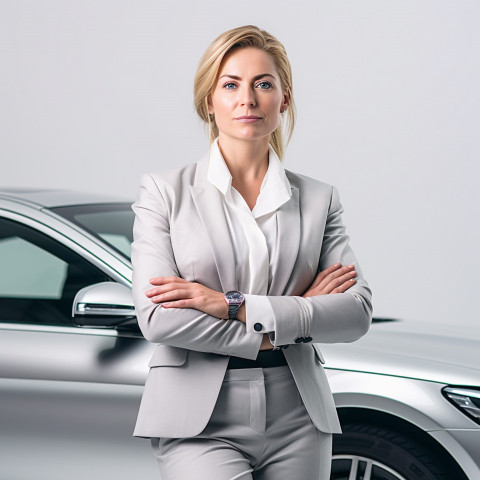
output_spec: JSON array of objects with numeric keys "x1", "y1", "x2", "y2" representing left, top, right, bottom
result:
[
  {"x1": 207, "y1": 138, "x2": 292, "y2": 218},
  {"x1": 207, "y1": 138, "x2": 233, "y2": 196}
]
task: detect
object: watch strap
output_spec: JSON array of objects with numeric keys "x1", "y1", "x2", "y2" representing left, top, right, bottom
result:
[{"x1": 228, "y1": 303, "x2": 241, "y2": 320}]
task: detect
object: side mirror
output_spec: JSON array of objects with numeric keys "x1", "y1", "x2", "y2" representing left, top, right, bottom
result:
[{"x1": 72, "y1": 282, "x2": 136, "y2": 328}]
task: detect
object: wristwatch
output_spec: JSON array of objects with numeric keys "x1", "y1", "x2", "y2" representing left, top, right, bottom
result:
[{"x1": 224, "y1": 291, "x2": 245, "y2": 320}]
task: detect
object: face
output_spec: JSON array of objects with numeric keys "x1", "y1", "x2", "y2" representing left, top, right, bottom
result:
[{"x1": 208, "y1": 47, "x2": 289, "y2": 145}]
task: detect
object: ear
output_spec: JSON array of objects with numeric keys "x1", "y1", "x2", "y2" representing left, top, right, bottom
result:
[
  {"x1": 281, "y1": 87, "x2": 291, "y2": 112},
  {"x1": 207, "y1": 95, "x2": 214, "y2": 115}
]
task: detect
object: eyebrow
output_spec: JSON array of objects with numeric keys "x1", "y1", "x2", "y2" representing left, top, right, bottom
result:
[{"x1": 218, "y1": 73, "x2": 276, "y2": 81}]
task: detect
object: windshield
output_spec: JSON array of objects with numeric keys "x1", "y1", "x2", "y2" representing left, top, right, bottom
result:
[{"x1": 51, "y1": 203, "x2": 134, "y2": 260}]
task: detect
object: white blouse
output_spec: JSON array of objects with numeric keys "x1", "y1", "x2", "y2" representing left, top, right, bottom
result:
[{"x1": 207, "y1": 138, "x2": 293, "y2": 339}]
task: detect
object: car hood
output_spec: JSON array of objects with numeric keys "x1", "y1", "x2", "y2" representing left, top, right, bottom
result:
[{"x1": 319, "y1": 321, "x2": 480, "y2": 386}]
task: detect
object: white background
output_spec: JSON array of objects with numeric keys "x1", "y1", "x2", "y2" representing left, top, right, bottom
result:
[{"x1": 1, "y1": 1, "x2": 478, "y2": 327}]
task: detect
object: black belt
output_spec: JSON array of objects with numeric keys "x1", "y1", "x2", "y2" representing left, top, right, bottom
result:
[{"x1": 227, "y1": 350, "x2": 287, "y2": 369}]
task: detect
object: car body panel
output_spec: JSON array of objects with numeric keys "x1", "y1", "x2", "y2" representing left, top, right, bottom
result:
[
  {"x1": 0, "y1": 326, "x2": 156, "y2": 480},
  {"x1": 0, "y1": 376, "x2": 158, "y2": 480},
  {"x1": 0, "y1": 187, "x2": 131, "y2": 209},
  {"x1": 318, "y1": 321, "x2": 480, "y2": 385},
  {"x1": 327, "y1": 370, "x2": 478, "y2": 431}
]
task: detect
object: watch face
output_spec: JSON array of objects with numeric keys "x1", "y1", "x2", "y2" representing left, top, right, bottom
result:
[{"x1": 225, "y1": 291, "x2": 244, "y2": 305}]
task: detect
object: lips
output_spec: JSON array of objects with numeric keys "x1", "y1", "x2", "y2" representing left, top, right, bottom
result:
[{"x1": 235, "y1": 115, "x2": 262, "y2": 123}]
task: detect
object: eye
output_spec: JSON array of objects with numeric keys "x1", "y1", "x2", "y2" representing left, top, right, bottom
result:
[
  {"x1": 256, "y1": 81, "x2": 273, "y2": 90},
  {"x1": 223, "y1": 82, "x2": 237, "y2": 90}
]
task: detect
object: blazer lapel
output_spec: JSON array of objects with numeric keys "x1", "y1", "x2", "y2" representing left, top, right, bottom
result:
[
  {"x1": 189, "y1": 156, "x2": 237, "y2": 292},
  {"x1": 269, "y1": 186, "x2": 301, "y2": 295}
]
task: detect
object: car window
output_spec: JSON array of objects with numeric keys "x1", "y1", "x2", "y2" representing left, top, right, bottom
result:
[
  {"x1": 0, "y1": 217, "x2": 110, "y2": 326},
  {"x1": 51, "y1": 204, "x2": 134, "y2": 260}
]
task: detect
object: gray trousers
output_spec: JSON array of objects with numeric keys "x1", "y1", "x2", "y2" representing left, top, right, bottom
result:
[{"x1": 151, "y1": 365, "x2": 332, "y2": 480}]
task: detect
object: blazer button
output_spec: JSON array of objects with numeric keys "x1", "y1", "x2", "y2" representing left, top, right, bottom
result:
[
  {"x1": 254, "y1": 323, "x2": 263, "y2": 332},
  {"x1": 294, "y1": 337, "x2": 304, "y2": 344}
]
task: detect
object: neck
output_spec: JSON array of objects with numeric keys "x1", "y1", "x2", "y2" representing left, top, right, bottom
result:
[{"x1": 217, "y1": 134, "x2": 270, "y2": 184}]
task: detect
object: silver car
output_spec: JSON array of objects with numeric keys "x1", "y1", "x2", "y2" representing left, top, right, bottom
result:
[{"x1": 0, "y1": 188, "x2": 479, "y2": 480}]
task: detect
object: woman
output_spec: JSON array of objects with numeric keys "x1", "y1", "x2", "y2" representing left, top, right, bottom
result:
[{"x1": 131, "y1": 25, "x2": 372, "y2": 480}]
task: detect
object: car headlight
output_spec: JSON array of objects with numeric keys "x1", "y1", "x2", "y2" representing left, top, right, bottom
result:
[{"x1": 443, "y1": 386, "x2": 480, "y2": 425}]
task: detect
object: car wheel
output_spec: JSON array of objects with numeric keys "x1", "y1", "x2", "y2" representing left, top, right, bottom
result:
[{"x1": 331, "y1": 423, "x2": 458, "y2": 480}]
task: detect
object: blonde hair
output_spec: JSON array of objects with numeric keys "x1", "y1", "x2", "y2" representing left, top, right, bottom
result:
[{"x1": 193, "y1": 25, "x2": 296, "y2": 160}]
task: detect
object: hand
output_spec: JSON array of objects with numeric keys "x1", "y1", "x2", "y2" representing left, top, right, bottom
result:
[
  {"x1": 302, "y1": 263, "x2": 356, "y2": 298},
  {"x1": 145, "y1": 276, "x2": 228, "y2": 319}
]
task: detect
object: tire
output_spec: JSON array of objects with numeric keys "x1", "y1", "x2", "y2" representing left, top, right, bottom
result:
[{"x1": 331, "y1": 423, "x2": 463, "y2": 480}]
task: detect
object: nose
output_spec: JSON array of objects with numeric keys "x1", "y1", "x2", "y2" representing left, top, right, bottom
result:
[{"x1": 240, "y1": 86, "x2": 256, "y2": 108}]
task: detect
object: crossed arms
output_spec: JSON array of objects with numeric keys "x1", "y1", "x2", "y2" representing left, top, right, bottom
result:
[{"x1": 131, "y1": 174, "x2": 372, "y2": 360}]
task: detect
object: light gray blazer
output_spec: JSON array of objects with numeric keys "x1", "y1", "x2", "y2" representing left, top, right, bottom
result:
[{"x1": 131, "y1": 154, "x2": 372, "y2": 438}]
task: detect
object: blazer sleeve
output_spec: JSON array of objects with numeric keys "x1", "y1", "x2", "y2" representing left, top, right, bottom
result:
[
  {"x1": 266, "y1": 186, "x2": 373, "y2": 347},
  {"x1": 131, "y1": 173, "x2": 263, "y2": 360}
]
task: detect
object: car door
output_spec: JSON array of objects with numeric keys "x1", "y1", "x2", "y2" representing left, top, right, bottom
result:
[{"x1": 0, "y1": 215, "x2": 158, "y2": 480}]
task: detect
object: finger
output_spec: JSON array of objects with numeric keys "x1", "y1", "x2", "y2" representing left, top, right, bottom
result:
[
  {"x1": 321, "y1": 270, "x2": 356, "y2": 294},
  {"x1": 310, "y1": 263, "x2": 342, "y2": 289},
  {"x1": 317, "y1": 264, "x2": 355, "y2": 291},
  {"x1": 150, "y1": 288, "x2": 191, "y2": 303},
  {"x1": 146, "y1": 278, "x2": 198, "y2": 296},
  {"x1": 146, "y1": 282, "x2": 185, "y2": 297},
  {"x1": 149, "y1": 276, "x2": 185, "y2": 285},
  {"x1": 332, "y1": 278, "x2": 356, "y2": 294}
]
